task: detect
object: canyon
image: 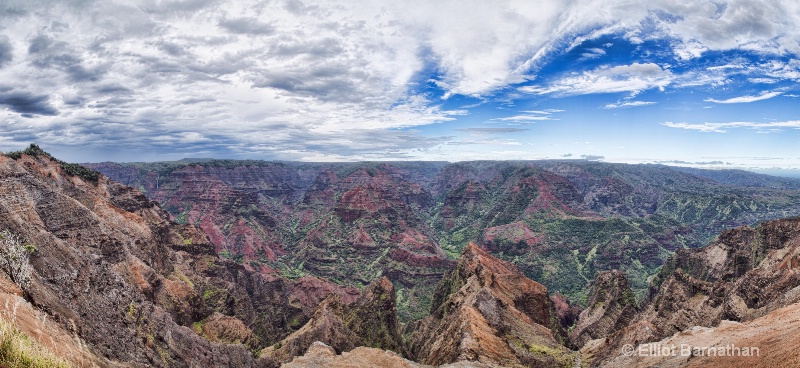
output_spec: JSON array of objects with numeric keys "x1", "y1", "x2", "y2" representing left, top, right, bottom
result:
[{"x1": 1, "y1": 145, "x2": 800, "y2": 366}]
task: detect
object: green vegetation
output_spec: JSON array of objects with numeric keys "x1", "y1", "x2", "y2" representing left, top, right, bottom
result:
[
  {"x1": 191, "y1": 321, "x2": 204, "y2": 334},
  {"x1": 6, "y1": 144, "x2": 100, "y2": 183},
  {"x1": 0, "y1": 317, "x2": 72, "y2": 368},
  {"x1": 88, "y1": 158, "x2": 800, "y2": 317}
]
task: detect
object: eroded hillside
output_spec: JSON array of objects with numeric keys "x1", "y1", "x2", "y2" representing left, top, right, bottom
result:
[{"x1": 88, "y1": 159, "x2": 800, "y2": 313}]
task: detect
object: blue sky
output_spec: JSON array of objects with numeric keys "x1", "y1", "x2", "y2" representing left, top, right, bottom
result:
[{"x1": 1, "y1": 0, "x2": 799, "y2": 174}]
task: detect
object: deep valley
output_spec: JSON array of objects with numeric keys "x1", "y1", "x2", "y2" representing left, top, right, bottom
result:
[{"x1": 1, "y1": 145, "x2": 800, "y2": 367}]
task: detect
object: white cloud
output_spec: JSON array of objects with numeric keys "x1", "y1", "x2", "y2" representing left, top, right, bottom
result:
[
  {"x1": 2, "y1": 0, "x2": 800, "y2": 161},
  {"x1": 581, "y1": 47, "x2": 607, "y2": 59},
  {"x1": 663, "y1": 120, "x2": 800, "y2": 133},
  {"x1": 748, "y1": 77, "x2": 779, "y2": 84},
  {"x1": 520, "y1": 62, "x2": 673, "y2": 96},
  {"x1": 605, "y1": 100, "x2": 657, "y2": 109},
  {"x1": 704, "y1": 91, "x2": 783, "y2": 104},
  {"x1": 493, "y1": 109, "x2": 562, "y2": 122}
]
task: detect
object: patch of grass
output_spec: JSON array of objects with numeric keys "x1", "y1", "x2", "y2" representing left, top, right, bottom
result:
[
  {"x1": 191, "y1": 321, "x2": 204, "y2": 334},
  {"x1": 0, "y1": 316, "x2": 72, "y2": 367}
]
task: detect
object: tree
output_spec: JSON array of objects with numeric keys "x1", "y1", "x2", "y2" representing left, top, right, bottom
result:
[{"x1": 0, "y1": 230, "x2": 33, "y2": 289}]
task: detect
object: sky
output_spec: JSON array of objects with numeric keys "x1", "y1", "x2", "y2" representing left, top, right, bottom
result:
[{"x1": 1, "y1": 0, "x2": 800, "y2": 174}]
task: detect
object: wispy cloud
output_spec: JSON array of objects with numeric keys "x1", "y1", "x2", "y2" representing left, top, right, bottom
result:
[
  {"x1": 493, "y1": 109, "x2": 562, "y2": 123},
  {"x1": 580, "y1": 47, "x2": 606, "y2": 59},
  {"x1": 605, "y1": 100, "x2": 656, "y2": 109},
  {"x1": 520, "y1": 63, "x2": 673, "y2": 96},
  {"x1": 663, "y1": 120, "x2": 800, "y2": 133},
  {"x1": 705, "y1": 91, "x2": 783, "y2": 104}
]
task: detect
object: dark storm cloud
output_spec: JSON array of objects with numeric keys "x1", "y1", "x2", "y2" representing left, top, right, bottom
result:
[
  {"x1": 0, "y1": 89, "x2": 59, "y2": 116},
  {"x1": 0, "y1": 36, "x2": 12, "y2": 68},
  {"x1": 219, "y1": 17, "x2": 275, "y2": 35}
]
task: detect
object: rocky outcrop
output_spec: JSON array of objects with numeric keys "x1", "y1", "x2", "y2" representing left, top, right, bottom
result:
[
  {"x1": 262, "y1": 277, "x2": 406, "y2": 363},
  {"x1": 0, "y1": 151, "x2": 269, "y2": 366},
  {"x1": 282, "y1": 342, "x2": 423, "y2": 368},
  {"x1": 570, "y1": 270, "x2": 638, "y2": 347},
  {"x1": 598, "y1": 301, "x2": 800, "y2": 368},
  {"x1": 0, "y1": 149, "x2": 375, "y2": 366},
  {"x1": 409, "y1": 243, "x2": 576, "y2": 368},
  {"x1": 643, "y1": 218, "x2": 800, "y2": 335},
  {"x1": 193, "y1": 312, "x2": 259, "y2": 350},
  {"x1": 282, "y1": 341, "x2": 501, "y2": 368},
  {"x1": 583, "y1": 217, "x2": 800, "y2": 367}
]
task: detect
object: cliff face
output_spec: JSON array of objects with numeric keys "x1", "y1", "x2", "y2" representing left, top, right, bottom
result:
[
  {"x1": 408, "y1": 243, "x2": 576, "y2": 368},
  {"x1": 644, "y1": 218, "x2": 800, "y2": 334},
  {"x1": 581, "y1": 217, "x2": 800, "y2": 367},
  {"x1": 570, "y1": 270, "x2": 638, "y2": 347},
  {"x1": 599, "y1": 300, "x2": 800, "y2": 368},
  {"x1": 262, "y1": 277, "x2": 405, "y2": 363},
  {"x1": 0, "y1": 150, "x2": 362, "y2": 367}
]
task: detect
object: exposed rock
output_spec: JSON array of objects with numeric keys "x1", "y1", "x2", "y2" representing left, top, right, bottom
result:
[
  {"x1": 0, "y1": 272, "x2": 111, "y2": 367},
  {"x1": 283, "y1": 342, "x2": 422, "y2": 368},
  {"x1": 599, "y1": 301, "x2": 800, "y2": 368},
  {"x1": 409, "y1": 243, "x2": 576, "y2": 367},
  {"x1": 342, "y1": 276, "x2": 406, "y2": 354},
  {"x1": 0, "y1": 151, "x2": 335, "y2": 366},
  {"x1": 262, "y1": 277, "x2": 406, "y2": 363},
  {"x1": 261, "y1": 298, "x2": 361, "y2": 363},
  {"x1": 584, "y1": 217, "x2": 800, "y2": 367},
  {"x1": 195, "y1": 312, "x2": 259, "y2": 350},
  {"x1": 283, "y1": 341, "x2": 503, "y2": 368},
  {"x1": 570, "y1": 270, "x2": 638, "y2": 347},
  {"x1": 645, "y1": 218, "x2": 800, "y2": 332}
]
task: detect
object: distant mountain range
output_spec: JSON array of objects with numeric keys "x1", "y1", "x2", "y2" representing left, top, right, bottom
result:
[{"x1": 85, "y1": 159, "x2": 800, "y2": 319}]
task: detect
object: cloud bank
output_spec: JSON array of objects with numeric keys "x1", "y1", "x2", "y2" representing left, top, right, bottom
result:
[{"x1": 0, "y1": 0, "x2": 798, "y2": 162}]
